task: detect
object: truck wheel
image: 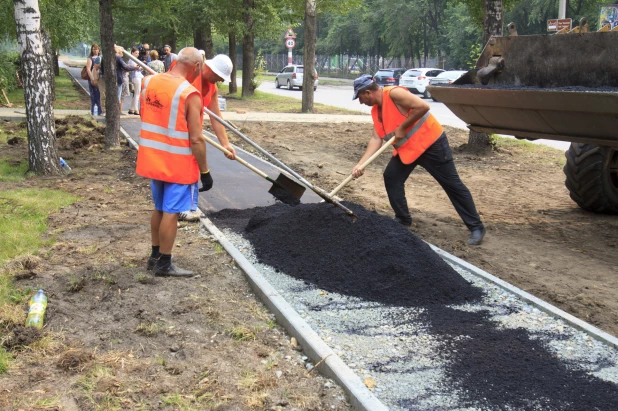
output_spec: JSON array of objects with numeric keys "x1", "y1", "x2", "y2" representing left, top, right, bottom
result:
[{"x1": 563, "y1": 143, "x2": 618, "y2": 213}]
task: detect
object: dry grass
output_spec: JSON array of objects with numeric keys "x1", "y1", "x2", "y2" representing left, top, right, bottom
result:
[
  {"x1": 238, "y1": 370, "x2": 277, "y2": 409},
  {"x1": 135, "y1": 322, "x2": 161, "y2": 337},
  {"x1": 228, "y1": 326, "x2": 256, "y2": 342}
]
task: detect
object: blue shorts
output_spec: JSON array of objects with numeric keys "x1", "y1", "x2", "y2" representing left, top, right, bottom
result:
[{"x1": 151, "y1": 180, "x2": 198, "y2": 214}]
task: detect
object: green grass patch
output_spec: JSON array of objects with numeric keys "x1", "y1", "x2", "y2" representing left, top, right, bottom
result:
[
  {"x1": 219, "y1": 84, "x2": 360, "y2": 114},
  {"x1": 494, "y1": 135, "x2": 567, "y2": 166},
  {"x1": 0, "y1": 160, "x2": 29, "y2": 182},
  {"x1": 0, "y1": 188, "x2": 78, "y2": 263},
  {"x1": 0, "y1": 346, "x2": 12, "y2": 374},
  {"x1": 5, "y1": 69, "x2": 89, "y2": 109}
]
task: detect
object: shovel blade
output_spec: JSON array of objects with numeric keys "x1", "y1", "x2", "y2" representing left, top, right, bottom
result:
[{"x1": 268, "y1": 173, "x2": 306, "y2": 205}]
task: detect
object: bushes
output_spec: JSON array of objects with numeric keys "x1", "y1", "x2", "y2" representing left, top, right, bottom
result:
[{"x1": 0, "y1": 50, "x2": 20, "y2": 94}]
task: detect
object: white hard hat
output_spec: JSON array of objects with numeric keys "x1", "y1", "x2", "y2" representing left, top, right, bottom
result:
[{"x1": 205, "y1": 54, "x2": 233, "y2": 82}]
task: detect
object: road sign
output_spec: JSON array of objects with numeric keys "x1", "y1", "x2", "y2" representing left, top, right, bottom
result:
[
  {"x1": 286, "y1": 39, "x2": 295, "y2": 48},
  {"x1": 285, "y1": 28, "x2": 296, "y2": 39},
  {"x1": 547, "y1": 18, "x2": 572, "y2": 31}
]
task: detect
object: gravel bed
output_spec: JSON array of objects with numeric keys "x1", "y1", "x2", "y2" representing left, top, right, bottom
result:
[{"x1": 219, "y1": 228, "x2": 618, "y2": 410}]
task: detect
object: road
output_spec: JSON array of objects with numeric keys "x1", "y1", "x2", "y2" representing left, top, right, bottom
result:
[{"x1": 256, "y1": 79, "x2": 571, "y2": 151}]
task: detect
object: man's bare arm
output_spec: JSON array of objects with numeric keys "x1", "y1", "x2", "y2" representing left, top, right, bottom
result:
[{"x1": 186, "y1": 93, "x2": 208, "y2": 172}]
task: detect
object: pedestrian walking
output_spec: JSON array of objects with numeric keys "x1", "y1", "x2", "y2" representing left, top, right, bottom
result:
[
  {"x1": 136, "y1": 47, "x2": 214, "y2": 276},
  {"x1": 115, "y1": 46, "x2": 136, "y2": 115},
  {"x1": 85, "y1": 44, "x2": 103, "y2": 116},
  {"x1": 351, "y1": 74, "x2": 486, "y2": 245},
  {"x1": 128, "y1": 47, "x2": 143, "y2": 115}
]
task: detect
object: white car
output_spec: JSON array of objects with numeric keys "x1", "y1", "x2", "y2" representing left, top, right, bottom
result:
[
  {"x1": 398, "y1": 68, "x2": 445, "y2": 98},
  {"x1": 427, "y1": 70, "x2": 468, "y2": 101},
  {"x1": 275, "y1": 65, "x2": 318, "y2": 91}
]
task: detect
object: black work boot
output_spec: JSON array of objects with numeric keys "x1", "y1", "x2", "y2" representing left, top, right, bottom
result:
[
  {"x1": 146, "y1": 256, "x2": 159, "y2": 271},
  {"x1": 468, "y1": 227, "x2": 486, "y2": 246},
  {"x1": 153, "y1": 261, "x2": 194, "y2": 278},
  {"x1": 393, "y1": 216, "x2": 412, "y2": 227}
]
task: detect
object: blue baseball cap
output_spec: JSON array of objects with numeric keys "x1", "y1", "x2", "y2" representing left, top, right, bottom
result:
[{"x1": 353, "y1": 74, "x2": 375, "y2": 100}]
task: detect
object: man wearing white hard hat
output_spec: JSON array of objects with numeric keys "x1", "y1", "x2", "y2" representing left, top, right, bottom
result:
[{"x1": 177, "y1": 54, "x2": 238, "y2": 222}]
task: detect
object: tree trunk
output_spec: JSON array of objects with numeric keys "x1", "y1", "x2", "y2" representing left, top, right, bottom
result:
[
  {"x1": 195, "y1": 24, "x2": 214, "y2": 58},
  {"x1": 228, "y1": 32, "x2": 237, "y2": 94},
  {"x1": 483, "y1": 0, "x2": 503, "y2": 44},
  {"x1": 193, "y1": 28, "x2": 204, "y2": 50},
  {"x1": 241, "y1": 0, "x2": 255, "y2": 97},
  {"x1": 99, "y1": 0, "x2": 120, "y2": 148},
  {"x1": 203, "y1": 23, "x2": 214, "y2": 59},
  {"x1": 302, "y1": 0, "x2": 317, "y2": 113},
  {"x1": 14, "y1": 0, "x2": 60, "y2": 175},
  {"x1": 43, "y1": 31, "x2": 56, "y2": 102},
  {"x1": 52, "y1": 46, "x2": 59, "y2": 76},
  {"x1": 465, "y1": 0, "x2": 503, "y2": 152}
]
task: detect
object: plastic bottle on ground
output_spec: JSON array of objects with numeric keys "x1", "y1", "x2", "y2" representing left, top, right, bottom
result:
[
  {"x1": 93, "y1": 106, "x2": 98, "y2": 116},
  {"x1": 59, "y1": 157, "x2": 72, "y2": 173},
  {"x1": 25, "y1": 289, "x2": 48, "y2": 329}
]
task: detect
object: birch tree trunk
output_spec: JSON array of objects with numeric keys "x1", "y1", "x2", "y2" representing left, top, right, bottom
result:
[
  {"x1": 99, "y1": 0, "x2": 120, "y2": 148},
  {"x1": 14, "y1": 0, "x2": 61, "y2": 175},
  {"x1": 241, "y1": 0, "x2": 255, "y2": 97},
  {"x1": 301, "y1": 0, "x2": 317, "y2": 113}
]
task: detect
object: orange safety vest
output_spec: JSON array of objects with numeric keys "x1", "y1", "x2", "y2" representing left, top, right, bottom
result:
[
  {"x1": 136, "y1": 73, "x2": 202, "y2": 184},
  {"x1": 371, "y1": 86, "x2": 443, "y2": 164}
]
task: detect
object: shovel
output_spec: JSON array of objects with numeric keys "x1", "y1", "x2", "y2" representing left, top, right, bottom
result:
[
  {"x1": 204, "y1": 107, "x2": 358, "y2": 219},
  {"x1": 329, "y1": 133, "x2": 396, "y2": 197},
  {"x1": 204, "y1": 108, "x2": 357, "y2": 219},
  {"x1": 202, "y1": 129, "x2": 305, "y2": 205}
]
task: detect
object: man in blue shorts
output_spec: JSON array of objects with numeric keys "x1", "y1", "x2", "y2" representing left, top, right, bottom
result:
[{"x1": 135, "y1": 47, "x2": 212, "y2": 277}]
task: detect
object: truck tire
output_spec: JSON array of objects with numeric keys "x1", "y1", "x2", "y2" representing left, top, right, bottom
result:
[{"x1": 563, "y1": 143, "x2": 618, "y2": 213}]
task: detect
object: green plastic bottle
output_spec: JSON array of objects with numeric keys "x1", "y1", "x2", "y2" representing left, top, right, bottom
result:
[{"x1": 25, "y1": 289, "x2": 47, "y2": 329}]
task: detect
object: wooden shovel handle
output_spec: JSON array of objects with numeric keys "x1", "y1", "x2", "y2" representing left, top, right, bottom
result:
[
  {"x1": 329, "y1": 136, "x2": 396, "y2": 197},
  {"x1": 202, "y1": 130, "x2": 269, "y2": 179}
]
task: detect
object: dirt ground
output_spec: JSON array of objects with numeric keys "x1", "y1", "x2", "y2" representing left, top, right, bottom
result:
[
  {"x1": 0, "y1": 118, "x2": 350, "y2": 410},
  {"x1": 220, "y1": 121, "x2": 618, "y2": 337}
]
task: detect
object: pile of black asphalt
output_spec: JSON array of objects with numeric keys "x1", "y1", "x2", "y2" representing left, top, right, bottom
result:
[{"x1": 209, "y1": 202, "x2": 618, "y2": 410}]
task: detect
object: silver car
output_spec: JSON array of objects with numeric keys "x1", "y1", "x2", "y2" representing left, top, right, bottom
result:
[
  {"x1": 275, "y1": 65, "x2": 318, "y2": 91},
  {"x1": 428, "y1": 70, "x2": 467, "y2": 101},
  {"x1": 399, "y1": 68, "x2": 445, "y2": 98}
]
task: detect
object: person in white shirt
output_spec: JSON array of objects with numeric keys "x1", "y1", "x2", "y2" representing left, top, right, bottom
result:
[{"x1": 129, "y1": 47, "x2": 143, "y2": 115}]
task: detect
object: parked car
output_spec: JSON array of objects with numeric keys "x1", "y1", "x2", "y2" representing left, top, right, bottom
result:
[
  {"x1": 398, "y1": 68, "x2": 445, "y2": 98},
  {"x1": 275, "y1": 65, "x2": 318, "y2": 91},
  {"x1": 427, "y1": 70, "x2": 468, "y2": 101},
  {"x1": 373, "y1": 68, "x2": 407, "y2": 86}
]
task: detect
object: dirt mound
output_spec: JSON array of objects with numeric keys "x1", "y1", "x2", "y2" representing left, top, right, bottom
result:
[
  {"x1": 211, "y1": 202, "x2": 483, "y2": 307},
  {"x1": 56, "y1": 348, "x2": 93, "y2": 371},
  {"x1": 54, "y1": 116, "x2": 105, "y2": 150},
  {"x1": 2, "y1": 325, "x2": 42, "y2": 350}
]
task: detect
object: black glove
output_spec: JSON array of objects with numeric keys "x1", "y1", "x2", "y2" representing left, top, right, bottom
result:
[{"x1": 199, "y1": 171, "x2": 213, "y2": 192}]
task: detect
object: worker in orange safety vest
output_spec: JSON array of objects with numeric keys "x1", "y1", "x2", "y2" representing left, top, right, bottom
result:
[
  {"x1": 136, "y1": 47, "x2": 216, "y2": 277},
  {"x1": 351, "y1": 74, "x2": 486, "y2": 245},
  {"x1": 177, "y1": 53, "x2": 238, "y2": 222}
]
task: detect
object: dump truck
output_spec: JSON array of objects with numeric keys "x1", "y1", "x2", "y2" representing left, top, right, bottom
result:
[{"x1": 427, "y1": 19, "x2": 618, "y2": 213}]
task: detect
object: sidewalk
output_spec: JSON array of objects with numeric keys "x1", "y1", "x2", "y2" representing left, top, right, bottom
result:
[{"x1": 0, "y1": 107, "x2": 372, "y2": 124}]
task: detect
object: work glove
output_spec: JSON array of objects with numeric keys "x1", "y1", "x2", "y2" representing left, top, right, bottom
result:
[{"x1": 199, "y1": 171, "x2": 213, "y2": 192}]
